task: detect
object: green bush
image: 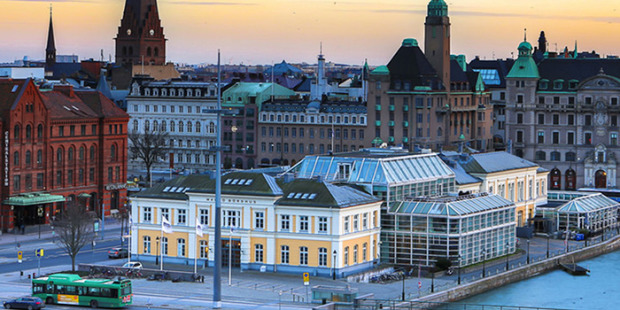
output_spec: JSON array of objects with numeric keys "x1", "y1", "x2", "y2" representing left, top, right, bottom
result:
[{"x1": 434, "y1": 257, "x2": 452, "y2": 271}]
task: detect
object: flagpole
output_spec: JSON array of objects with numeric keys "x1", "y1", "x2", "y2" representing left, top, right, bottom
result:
[
  {"x1": 213, "y1": 49, "x2": 223, "y2": 309},
  {"x1": 160, "y1": 221, "x2": 164, "y2": 271}
]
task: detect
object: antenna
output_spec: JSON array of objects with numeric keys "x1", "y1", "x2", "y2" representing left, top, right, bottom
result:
[{"x1": 524, "y1": 28, "x2": 527, "y2": 41}]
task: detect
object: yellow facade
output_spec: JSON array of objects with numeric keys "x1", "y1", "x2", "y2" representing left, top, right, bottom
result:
[
  {"x1": 342, "y1": 234, "x2": 376, "y2": 266},
  {"x1": 275, "y1": 238, "x2": 333, "y2": 267}
]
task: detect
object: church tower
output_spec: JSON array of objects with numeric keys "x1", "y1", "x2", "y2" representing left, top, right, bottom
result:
[
  {"x1": 424, "y1": 0, "x2": 450, "y2": 89},
  {"x1": 115, "y1": 0, "x2": 166, "y2": 66},
  {"x1": 45, "y1": 6, "x2": 56, "y2": 68}
]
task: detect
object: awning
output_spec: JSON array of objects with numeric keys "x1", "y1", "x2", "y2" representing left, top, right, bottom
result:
[{"x1": 4, "y1": 193, "x2": 66, "y2": 206}]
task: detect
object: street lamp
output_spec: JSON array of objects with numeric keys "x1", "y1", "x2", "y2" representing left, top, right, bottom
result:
[
  {"x1": 332, "y1": 250, "x2": 337, "y2": 280},
  {"x1": 457, "y1": 255, "x2": 461, "y2": 285},
  {"x1": 481, "y1": 248, "x2": 486, "y2": 278},
  {"x1": 526, "y1": 239, "x2": 530, "y2": 264},
  {"x1": 546, "y1": 234, "x2": 550, "y2": 258},
  {"x1": 505, "y1": 242, "x2": 510, "y2": 271},
  {"x1": 155, "y1": 237, "x2": 160, "y2": 265}
]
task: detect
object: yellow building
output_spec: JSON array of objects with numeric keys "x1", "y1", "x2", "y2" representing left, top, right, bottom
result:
[
  {"x1": 130, "y1": 172, "x2": 382, "y2": 278},
  {"x1": 442, "y1": 151, "x2": 549, "y2": 226}
]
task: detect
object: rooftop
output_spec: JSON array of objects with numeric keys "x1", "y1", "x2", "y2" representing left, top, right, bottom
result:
[{"x1": 390, "y1": 193, "x2": 514, "y2": 216}]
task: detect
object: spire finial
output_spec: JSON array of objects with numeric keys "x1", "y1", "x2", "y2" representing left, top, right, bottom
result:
[
  {"x1": 524, "y1": 28, "x2": 527, "y2": 42},
  {"x1": 320, "y1": 42, "x2": 323, "y2": 55}
]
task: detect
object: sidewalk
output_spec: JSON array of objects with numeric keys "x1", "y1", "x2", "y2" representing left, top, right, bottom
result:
[{"x1": 0, "y1": 217, "x2": 123, "y2": 246}]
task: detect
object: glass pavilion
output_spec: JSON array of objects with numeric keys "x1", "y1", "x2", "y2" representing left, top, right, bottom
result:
[
  {"x1": 385, "y1": 193, "x2": 516, "y2": 267},
  {"x1": 553, "y1": 193, "x2": 620, "y2": 234}
]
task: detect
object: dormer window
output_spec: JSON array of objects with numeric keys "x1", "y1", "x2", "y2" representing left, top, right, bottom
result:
[
  {"x1": 162, "y1": 89, "x2": 167, "y2": 96},
  {"x1": 568, "y1": 80, "x2": 579, "y2": 90},
  {"x1": 153, "y1": 89, "x2": 159, "y2": 96},
  {"x1": 553, "y1": 80, "x2": 564, "y2": 90},
  {"x1": 539, "y1": 80, "x2": 549, "y2": 90}
]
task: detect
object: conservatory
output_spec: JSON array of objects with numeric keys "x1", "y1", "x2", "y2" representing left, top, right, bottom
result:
[
  {"x1": 384, "y1": 193, "x2": 516, "y2": 267},
  {"x1": 554, "y1": 193, "x2": 620, "y2": 234}
]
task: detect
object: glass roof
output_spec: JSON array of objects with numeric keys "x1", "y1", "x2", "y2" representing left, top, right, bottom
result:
[
  {"x1": 389, "y1": 194, "x2": 513, "y2": 216},
  {"x1": 293, "y1": 153, "x2": 455, "y2": 187},
  {"x1": 557, "y1": 193, "x2": 619, "y2": 213},
  {"x1": 473, "y1": 69, "x2": 501, "y2": 86}
]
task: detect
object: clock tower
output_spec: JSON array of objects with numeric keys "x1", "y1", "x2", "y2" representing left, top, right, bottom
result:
[{"x1": 115, "y1": 0, "x2": 166, "y2": 66}]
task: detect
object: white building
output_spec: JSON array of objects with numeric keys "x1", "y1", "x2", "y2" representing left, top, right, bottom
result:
[{"x1": 126, "y1": 80, "x2": 223, "y2": 172}]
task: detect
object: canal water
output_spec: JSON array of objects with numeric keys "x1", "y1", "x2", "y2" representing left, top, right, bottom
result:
[{"x1": 454, "y1": 250, "x2": 620, "y2": 309}]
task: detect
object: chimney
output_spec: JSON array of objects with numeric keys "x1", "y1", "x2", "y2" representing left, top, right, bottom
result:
[{"x1": 54, "y1": 84, "x2": 74, "y2": 97}]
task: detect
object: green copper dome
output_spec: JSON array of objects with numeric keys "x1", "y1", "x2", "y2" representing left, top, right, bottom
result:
[
  {"x1": 372, "y1": 65, "x2": 390, "y2": 75},
  {"x1": 518, "y1": 41, "x2": 533, "y2": 52},
  {"x1": 507, "y1": 40, "x2": 539, "y2": 79},
  {"x1": 428, "y1": 0, "x2": 448, "y2": 17},
  {"x1": 402, "y1": 38, "x2": 418, "y2": 47}
]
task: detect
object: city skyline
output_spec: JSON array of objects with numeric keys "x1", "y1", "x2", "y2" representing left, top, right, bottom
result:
[{"x1": 1, "y1": 0, "x2": 620, "y2": 66}]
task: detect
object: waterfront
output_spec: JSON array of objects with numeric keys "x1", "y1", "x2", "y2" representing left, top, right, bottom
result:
[{"x1": 454, "y1": 249, "x2": 620, "y2": 310}]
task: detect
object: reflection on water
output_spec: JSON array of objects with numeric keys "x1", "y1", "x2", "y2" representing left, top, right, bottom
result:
[{"x1": 452, "y1": 250, "x2": 620, "y2": 310}]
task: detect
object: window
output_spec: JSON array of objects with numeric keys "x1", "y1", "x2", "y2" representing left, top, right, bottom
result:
[
  {"x1": 585, "y1": 132, "x2": 592, "y2": 145},
  {"x1": 299, "y1": 216, "x2": 309, "y2": 232},
  {"x1": 200, "y1": 209, "x2": 209, "y2": 225},
  {"x1": 300, "y1": 246, "x2": 308, "y2": 265},
  {"x1": 255, "y1": 211, "x2": 264, "y2": 229},
  {"x1": 516, "y1": 130, "x2": 524, "y2": 143},
  {"x1": 160, "y1": 208, "x2": 170, "y2": 224},
  {"x1": 353, "y1": 245, "x2": 358, "y2": 264},
  {"x1": 255, "y1": 244, "x2": 264, "y2": 263},
  {"x1": 200, "y1": 241, "x2": 208, "y2": 259},
  {"x1": 281, "y1": 245, "x2": 289, "y2": 264},
  {"x1": 552, "y1": 131, "x2": 559, "y2": 144},
  {"x1": 537, "y1": 131, "x2": 545, "y2": 144},
  {"x1": 162, "y1": 237, "x2": 168, "y2": 255},
  {"x1": 567, "y1": 132, "x2": 575, "y2": 145},
  {"x1": 553, "y1": 114, "x2": 559, "y2": 125},
  {"x1": 362, "y1": 213, "x2": 368, "y2": 229},
  {"x1": 538, "y1": 114, "x2": 545, "y2": 125},
  {"x1": 353, "y1": 215, "x2": 359, "y2": 232},
  {"x1": 143, "y1": 207, "x2": 152, "y2": 223},
  {"x1": 551, "y1": 151, "x2": 560, "y2": 161},
  {"x1": 223, "y1": 210, "x2": 240, "y2": 227},
  {"x1": 143, "y1": 236, "x2": 151, "y2": 254},
  {"x1": 344, "y1": 247, "x2": 349, "y2": 266},
  {"x1": 13, "y1": 175, "x2": 20, "y2": 191},
  {"x1": 280, "y1": 215, "x2": 290, "y2": 231},
  {"x1": 344, "y1": 216, "x2": 350, "y2": 233},
  {"x1": 612, "y1": 133, "x2": 618, "y2": 146},
  {"x1": 319, "y1": 248, "x2": 328, "y2": 267},
  {"x1": 363, "y1": 243, "x2": 368, "y2": 262},
  {"x1": 318, "y1": 217, "x2": 328, "y2": 233},
  {"x1": 516, "y1": 113, "x2": 523, "y2": 124}
]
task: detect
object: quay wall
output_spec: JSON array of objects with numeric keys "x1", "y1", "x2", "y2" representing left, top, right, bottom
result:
[{"x1": 416, "y1": 236, "x2": 620, "y2": 303}]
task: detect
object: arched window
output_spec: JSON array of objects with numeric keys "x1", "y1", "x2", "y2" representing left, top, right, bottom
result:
[
  {"x1": 153, "y1": 121, "x2": 159, "y2": 132},
  {"x1": 550, "y1": 168, "x2": 561, "y2": 190},
  {"x1": 79, "y1": 147, "x2": 85, "y2": 160},
  {"x1": 187, "y1": 122, "x2": 192, "y2": 133},
  {"x1": 26, "y1": 125, "x2": 31, "y2": 140},
  {"x1": 147, "y1": 47, "x2": 152, "y2": 57},
  {"x1": 178, "y1": 122, "x2": 183, "y2": 132},
  {"x1": 68, "y1": 147, "x2": 74, "y2": 162},
  {"x1": 90, "y1": 146, "x2": 96, "y2": 161},
  {"x1": 144, "y1": 120, "x2": 150, "y2": 131},
  {"x1": 437, "y1": 127, "x2": 443, "y2": 137},
  {"x1": 195, "y1": 122, "x2": 201, "y2": 133},
  {"x1": 550, "y1": 151, "x2": 561, "y2": 161},
  {"x1": 170, "y1": 121, "x2": 175, "y2": 132},
  {"x1": 37, "y1": 150, "x2": 42, "y2": 164},
  {"x1": 565, "y1": 152, "x2": 576, "y2": 162},
  {"x1": 565, "y1": 169, "x2": 576, "y2": 190},
  {"x1": 111, "y1": 145, "x2": 117, "y2": 162},
  {"x1": 209, "y1": 122, "x2": 215, "y2": 134},
  {"x1": 161, "y1": 121, "x2": 167, "y2": 131},
  {"x1": 25, "y1": 151, "x2": 31, "y2": 165},
  {"x1": 56, "y1": 148, "x2": 63, "y2": 163},
  {"x1": 14, "y1": 125, "x2": 20, "y2": 140},
  {"x1": 535, "y1": 151, "x2": 546, "y2": 161},
  {"x1": 37, "y1": 124, "x2": 43, "y2": 139},
  {"x1": 133, "y1": 120, "x2": 138, "y2": 132},
  {"x1": 154, "y1": 47, "x2": 159, "y2": 57},
  {"x1": 13, "y1": 151, "x2": 19, "y2": 166}
]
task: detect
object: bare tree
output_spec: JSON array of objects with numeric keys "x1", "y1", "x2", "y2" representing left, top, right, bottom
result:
[
  {"x1": 53, "y1": 198, "x2": 95, "y2": 271},
  {"x1": 128, "y1": 129, "x2": 169, "y2": 185}
]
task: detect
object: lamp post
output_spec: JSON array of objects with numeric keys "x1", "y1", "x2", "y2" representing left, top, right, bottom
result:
[
  {"x1": 228, "y1": 227, "x2": 233, "y2": 286},
  {"x1": 332, "y1": 250, "x2": 337, "y2": 280},
  {"x1": 546, "y1": 234, "x2": 550, "y2": 258},
  {"x1": 401, "y1": 273, "x2": 405, "y2": 301},
  {"x1": 506, "y1": 242, "x2": 510, "y2": 271},
  {"x1": 457, "y1": 255, "x2": 461, "y2": 285},
  {"x1": 526, "y1": 239, "x2": 530, "y2": 264},
  {"x1": 155, "y1": 237, "x2": 160, "y2": 265},
  {"x1": 481, "y1": 248, "x2": 486, "y2": 278}
]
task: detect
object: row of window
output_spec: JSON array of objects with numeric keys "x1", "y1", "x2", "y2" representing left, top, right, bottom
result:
[
  {"x1": 533, "y1": 150, "x2": 577, "y2": 162},
  {"x1": 261, "y1": 142, "x2": 363, "y2": 155},
  {"x1": 140, "y1": 87, "x2": 217, "y2": 99},
  {"x1": 133, "y1": 120, "x2": 216, "y2": 134},
  {"x1": 261, "y1": 113, "x2": 366, "y2": 126},
  {"x1": 12, "y1": 166, "x2": 118, "y2": 191},
  {"x1": 261, "y1": 127, "x2": 365, "y2": 140},
  {"x1": 487, "y1": 178, "x2": 542, "y2": 203},
  {"x1": 521, "y1": 130, "x2": 617, "y2": 146},
  {"x1": 12, "y1": 124, "x2": 109, "y2": 140}
]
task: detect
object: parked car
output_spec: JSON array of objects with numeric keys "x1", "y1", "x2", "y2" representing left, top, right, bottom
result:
[
  {"x1": 108, "y1": 247, "x2": 128, "y2": 259},
  {"x1": 122, "y1": 261, "x2": 143, "y2": 270},
  {"x1": 3, "y1": 296, "x2": 45, "y2": 309}
]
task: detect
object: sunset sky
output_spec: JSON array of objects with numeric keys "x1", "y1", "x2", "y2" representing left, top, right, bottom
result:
[{"x1": 1, "y1": 0, "x2": 619, "y2": 66}]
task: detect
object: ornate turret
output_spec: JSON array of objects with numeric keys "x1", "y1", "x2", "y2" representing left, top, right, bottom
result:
[
  {"x1": 45, "y1": 6, "x2": 56, "y2": 68},
  {"x1": 424, "y1": 0, "x2": 451, "y2": 89},
  {"x1": 427, "y1": 0, "x2": 448, "y2": 17},
  {"x1": 507, "y1": 37, "x2": 539, "y2": 79},
  {"x1": 115, "y1": 0, "x2": 166, "y2": 66}
]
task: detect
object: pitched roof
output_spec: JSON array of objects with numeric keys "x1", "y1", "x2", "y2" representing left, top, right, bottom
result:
[
  {"x1": 40, "y1": 90, "x2": 100, "y2": 119},
  {"x1": 277, "y1": 180, "x2": 378, "y2": 208},
  {"x1": 0, "y1": 79, "x2": 28, "y2": 117},
  {"x1": 386, "y1": 39, "x2": 443, "y2": 90},
  {"x1": 75, "y1": 91, "x2": 129, "y2": 119},
  {"x1": 557, "y1": 193, "x2": 619, "y2": 213},
  {"x1": 537, "y1": 58, "x2": 620, "y2": 91},
  {"x1": 460, "y1": 152, "x2": 538, "y2": 174},
  {"x1": 390, "y1": 193, "x2": 514, "y2": 216},
  {"x1": 135, "y1": 172, "x2": 283, "y2": 200}
]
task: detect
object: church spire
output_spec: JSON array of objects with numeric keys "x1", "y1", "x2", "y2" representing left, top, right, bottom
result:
[{"x1": 46, "y1": 4, "x2": 56, "y2": 67}]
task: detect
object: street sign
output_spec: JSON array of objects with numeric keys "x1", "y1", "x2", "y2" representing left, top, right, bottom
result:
[
  {"x1": 303, "y1": 272, "x2": 310, "y2": 286},
  {"x1": 35, "y1": 248, "x2": 44, "y2": 257},
  {"x1": 17, "y1": 251, "x2": 22, "y2": 263}
]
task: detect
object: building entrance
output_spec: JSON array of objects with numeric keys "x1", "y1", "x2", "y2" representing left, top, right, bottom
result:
[{"x1": 222, "y1": 239, "x2": 241, "y2": 267}]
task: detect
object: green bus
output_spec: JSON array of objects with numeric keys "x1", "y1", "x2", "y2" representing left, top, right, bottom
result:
[{"x1": 32, "y1": 273, "x2": 132, "y2": 308}]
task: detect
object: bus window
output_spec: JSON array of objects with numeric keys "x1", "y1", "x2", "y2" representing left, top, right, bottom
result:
[
  {"x1": 65, "y1": 286, "x2": 77, "y2": 294},
  {"x1": 77, "y1": 286, "x2": 84, "y2": 295},
  {"x1": 121, "y1": 285, "x2": 131, "y2": 296},
  {"x1": 47, "y1": 284, "x2": 53, "y2": 293},
  {"x1": 33, "y1": 284, "x2": 45, "y2": 294},
  {"x1": 55, "y1": 285, "x2": 65, "y2": 294},
  {"x1": 111, "y1": 289, "x2": 118, "y2": 297},
  {"x1": 101, "y1": 288, "x2": 111, "y2": 297},
  {"x1": 89, "y1": 287, "x2": 100, "y2": 296}
]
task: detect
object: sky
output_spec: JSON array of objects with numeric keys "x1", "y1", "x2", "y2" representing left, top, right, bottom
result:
[{"x1": 1, "y1": 0, "x2": 620, "y2": 66}]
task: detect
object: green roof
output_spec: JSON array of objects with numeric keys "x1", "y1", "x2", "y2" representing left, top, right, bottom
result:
[
  {"x1": 507, "y1": 40, "x2": 540, "y2": 79},
  {"x1": 134, "y1": 172, "x2": 283, "y2": 200},
  {"x1": 4, "y1": 193, "x2": 66, "y2": 206},
  {"x1": 277, "y1": 180, "x2": 378, "y2": 208},
  {"x1": 371, "y1": 65, "x2": 389, "y2": 75},
  {"x1": 427, "y1": 0, "x2": 448, "y2": 17},
  {"x1": 402, "y1": 38, "x2": 418, "y2": 47},
  {"x1": 222, "y1": 82, "x2": 295, "y2": 109}
]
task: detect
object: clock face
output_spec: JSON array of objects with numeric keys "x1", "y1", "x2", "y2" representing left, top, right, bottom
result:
[
  {"x1": 149, "y1": 29, "x2": 155, "y2": 36},
  {"x1": 126, "y1": 29, "x2": 131, "y2": 36}
]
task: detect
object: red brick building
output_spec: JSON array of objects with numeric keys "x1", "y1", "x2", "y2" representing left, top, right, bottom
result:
[{"x1": 0, "y1": 78, "x2": 129, "y2": 232}]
